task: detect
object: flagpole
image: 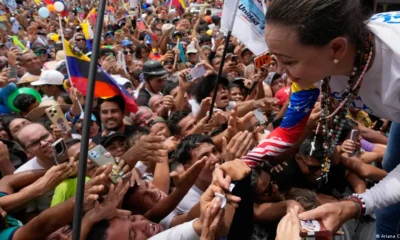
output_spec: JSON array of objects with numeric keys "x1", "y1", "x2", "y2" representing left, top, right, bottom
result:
[
  {"x1": 58, "y1": 16, "x2": 84, "y2": 112},
  {"x1": 169, "y1": 0, "x2": 173, "y2": 13},
  {"x1": 208, "y1": 0, "x2": 240, "y2": 121},
  {"x1": 71, "y1": 0, "x2": 107, "y2": 238}
]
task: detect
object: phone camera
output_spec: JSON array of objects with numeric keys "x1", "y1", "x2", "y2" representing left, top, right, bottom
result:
[{"x1": 54, "y1": 143, "x2": 64, "y2": 154}]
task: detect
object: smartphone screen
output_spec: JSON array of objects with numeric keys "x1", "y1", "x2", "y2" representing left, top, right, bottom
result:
[
  {"x1": 253, "y1": 108, "x2": 266, "y2": 125},
  {"x1": 52, "y1": 139, "x2": 69, "y2": 164}
]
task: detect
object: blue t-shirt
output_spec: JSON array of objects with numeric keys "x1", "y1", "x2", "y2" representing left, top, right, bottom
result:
[{"x1": 0, "y1": 192, "x2": 24, "y2": 240}]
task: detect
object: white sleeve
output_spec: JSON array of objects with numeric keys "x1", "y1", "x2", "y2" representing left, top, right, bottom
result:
[
  {"x1": 361, "y1": 163, "x2": 400, "y2": 215},
  {"x1": 149, "y1": 219, "x2": 200, "y2": 240}
]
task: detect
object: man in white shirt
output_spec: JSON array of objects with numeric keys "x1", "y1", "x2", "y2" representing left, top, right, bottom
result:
[
  {"x1": 160, "y1": 134, "x2": 222, "y2": 229},
  {"x1": 14, "y1": 123, "x2": 58, "y2": 212}
]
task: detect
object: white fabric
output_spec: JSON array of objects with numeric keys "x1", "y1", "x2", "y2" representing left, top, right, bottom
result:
[
  {"x1": 160, "y1": 185, "x2": 203, "y2": 229},
  {"x1": 221, "y1": 0, "x2": 268, "y2": 55},
  {"x1": 361, "y1": 163, "x2": 400, "y2": 215},
  {"x1": 14, "y1": 157, "x2": 45, "y2": 174},
  {"x1": 149, "y1": 219, "x2": 199, "y2": 240},
  {"x1": 329, "y1": 12, "x2": 400, "y2": 122},
  {"x1": 328, "y1": 12, "x2": 400, "y2": 215},
  {"x1": 14, "y1": 157, "x2": 53, "y2": 213},
  {"x1": 189, "y1": 99, "x2": 236, "y2": 116}
]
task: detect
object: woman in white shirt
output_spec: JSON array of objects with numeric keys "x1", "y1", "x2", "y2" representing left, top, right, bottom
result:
[{"x1": 264, "y1": 0, "x2": 400, "y2": 237}]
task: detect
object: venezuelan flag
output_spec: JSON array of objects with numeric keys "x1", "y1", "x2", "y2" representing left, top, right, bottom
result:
[
  {"x1": 166, "y1": 0, "x2": 186, "y2": 15},
  {"x1": 64, "y1": 40, "x2": 138, "y2": 113},
  {"x1": 243, "y1": 83, "x2": 320, "y2": 167}
]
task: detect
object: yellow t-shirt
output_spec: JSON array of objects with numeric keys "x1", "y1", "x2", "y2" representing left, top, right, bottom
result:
[{"x1": 51, "y1": 177, "x2": 90, "y2": 207}]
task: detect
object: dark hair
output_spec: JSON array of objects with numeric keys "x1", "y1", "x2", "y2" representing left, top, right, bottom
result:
[
  {"x1": 98, "y1": 95, "x2": 125, "y2": 112},
  {"x1": 266, "y1": 0, "x2": 375, "y2": 46},
  {"x1": 193, "y1": 74, "x2": 229, "y2": 104},
  {"x1": 99, "y1": 48, "x2": 114, "y2": 58},
  {"x1": 13, "y1": 94, "x2": 37, "y2": 113},
  {"x1": 298, "y1": 135, "x2": 324, "y2": 161},
  {"x1": 135, "y1": 45, "x2": 150, "y2": 59},
  {"x1": 284, "y1": 188, "x2": 318, "y2": 211},
  {"x1": 168, "y1": 111, "x2": 191, "y2": 136},
  {"x1": 206, "y1": 9, "x2": 212, "y2": 16},
  {"x1": 174, "y1": 134, "x2": 214, "y2": 165},
  {"x1": 86, "y1": 219, "x2": 108, "y2": 240},
  {"x1": 2, "y1": 116, "x2": 30, "y2": 140},
  {"x1": 162, "y1": 81, "x2": 179, "y2": 96},
  {"x1": 197, "y1": 25, "x2": 208, "y2": 34}
]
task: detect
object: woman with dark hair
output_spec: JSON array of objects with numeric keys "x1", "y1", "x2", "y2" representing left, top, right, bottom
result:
[
  {"x1": 135, "y1": 45, "x2": 150, "y2": 62},
  {"x1": 263, "y1": 0, "x2": 400, "y2": 237},
  {"x1": 122, "y1": 46, "x2": 136, "y2": 73}
]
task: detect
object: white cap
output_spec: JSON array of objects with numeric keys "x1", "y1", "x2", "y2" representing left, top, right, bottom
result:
[
  {"x1": 31, "y1": 70, "x2": 64, "y2": 86},
  {"x1": 186, "y1": 44, "x2": 198, "y2": 54}
]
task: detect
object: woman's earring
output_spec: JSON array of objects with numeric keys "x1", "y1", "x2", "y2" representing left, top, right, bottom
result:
[{"x1": 333, "y1": 59, "x2": 339, "y2": 64}]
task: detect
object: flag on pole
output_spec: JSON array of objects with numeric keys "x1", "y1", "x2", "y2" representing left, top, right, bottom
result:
[
  {"x1": 165, "y1": 0, "x2": 186, "y2": 15},
  {"x1": 243, "y1": 83, "x2": 320, "y2": 167},
  {"x1": 64, "y1": 40, "x2": 138, "y2": 113},
  {"x1": 221, "y1": 0, "x2": 268, "y2": 55}
]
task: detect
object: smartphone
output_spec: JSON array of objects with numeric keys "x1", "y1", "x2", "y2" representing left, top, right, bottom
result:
[
  {"x1": 254, "y1": 52, "x2": 271, "y2": 70},
  {"x1": 350, "y1": 129, "x2": 359, "y2": 142},
  {"x1": 253, "y1": 108, "x2": 266, "y2": 125},
  {"x1": 88, "y1": 145, "x2": 116, "y2": 167},
  {"x1": 373, "y1": 119, "x2": 384, "y2": 131},
  {"x1": 300, "y1": 220, "x2": 331, "y2": 238},
  {"x1": 231, "y1": 55, "x2": 239, "y2": 62},
  {"x1": 186, "y1": 64, "x2": 206, "y2": 82},
  {"x1": 45, "y1": 105, "x2": 71, "y2": 133},
  {"x1": 88, "y1": 145, "x2": 121, "y2": 184},
  {"x1": 52, "y1": 138, "x2": 69, "y2": 164}
]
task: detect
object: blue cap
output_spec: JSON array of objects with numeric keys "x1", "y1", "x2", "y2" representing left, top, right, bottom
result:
[
  {"x1": 80, "y1": 112, "x2": 97, "y2": 122},
  {"x1": 121, "y1": 40, "x2": 133, "y2": 47}
]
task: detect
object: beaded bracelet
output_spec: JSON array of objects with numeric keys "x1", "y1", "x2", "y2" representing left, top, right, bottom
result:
[{"x1": 343, "y1": 194, "x2": 366, "y2": 219}]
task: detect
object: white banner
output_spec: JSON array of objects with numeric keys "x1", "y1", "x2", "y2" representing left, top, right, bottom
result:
[{"x1": 221, "y1": 0, "x2": 269, "y2": 56}]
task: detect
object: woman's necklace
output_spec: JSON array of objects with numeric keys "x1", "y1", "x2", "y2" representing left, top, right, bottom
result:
[{"x1": 311, "y1": 33, "x2": 374, "y2": 186}]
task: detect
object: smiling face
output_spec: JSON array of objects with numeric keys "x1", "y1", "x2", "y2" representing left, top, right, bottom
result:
[
  {"x1": 124, "y1": 180, "x2": 167, "y2": 214},
  {"x1": 264, "y1": 24, "x2": 337, "y2": 88},
  {"x1": 107, "y1": 215, "x2": 163, "y2": 240},
  {"x1": 18, "y1": 124, "x2": 55, "y2": 162},
  {"x1": 100, "y1": 101, "x2": 124, "y2": 131}
]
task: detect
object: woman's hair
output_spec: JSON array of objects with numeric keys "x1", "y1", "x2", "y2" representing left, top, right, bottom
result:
[
  {"x1": 135, "y1": 45, "x2": 150, "y2": 59},
  {"x1": 284, "y1": 188, "x2": 318, "y2": 211},
  {"x1": 266, "y1": 0, "x2": 375, "y2": 46}
]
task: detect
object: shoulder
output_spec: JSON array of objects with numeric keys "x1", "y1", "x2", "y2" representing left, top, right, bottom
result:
[{"x1": 14, "y1": 158, "x2": 43, "y2": 174}]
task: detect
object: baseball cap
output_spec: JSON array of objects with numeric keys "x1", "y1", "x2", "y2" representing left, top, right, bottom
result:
[
  {"x1": 31, "y1": 42, "x2": 48, "y2": 52},
  {"x1": 121, "y1": 40, "x2": 133, "y2": 47},
  {"x1": 101, "y1": 132, "x2": 127, "y2": 148},
  {"x1": 79, "y1": 112, "x2": 97, "y2": 121},
  {"x1": 186, "y1": 44, "x2": 198, "y2": 54},
  {"x1": 31, "y1": 70, "x2": 64, "y2": 86}
]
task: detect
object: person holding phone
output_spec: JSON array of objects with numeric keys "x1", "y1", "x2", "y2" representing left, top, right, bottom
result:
[{"x1": 264, "y1": 0, "x2": 400, "y2": 237}]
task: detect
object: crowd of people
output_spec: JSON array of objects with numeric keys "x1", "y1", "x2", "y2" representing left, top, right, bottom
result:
[{"x1": 0, "y1": 0, "x2": 399, "y2": 239}]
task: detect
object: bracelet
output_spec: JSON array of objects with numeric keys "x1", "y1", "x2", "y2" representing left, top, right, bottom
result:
[{"x1": 343, "y1": 194, "x2": 366, "y2": 219}]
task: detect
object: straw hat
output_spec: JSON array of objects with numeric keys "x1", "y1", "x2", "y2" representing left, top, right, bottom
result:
[
  {"x1": 17, "y1": 75, "x2": 40, "y2": 86},
  {"x1": 25, "y1": 99, "x2": 70, "y2": 121}
]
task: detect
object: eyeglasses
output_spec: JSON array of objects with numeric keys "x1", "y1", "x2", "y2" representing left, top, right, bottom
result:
[
  {"x1": 123, "y1": 50, "x2": 134, "y2": 55},
  {"x1": 75, "y1": 38, "x2": 85, "y2": 42},
  {"x1": 162, "y1": 60, "x2": 173, "y2": 66},
  {"x1": 26, "y1": 133, "x2": 52, "y2": 151},
  {"x1": 34, "y1": 50, "x2": 47, "y2": 56}
]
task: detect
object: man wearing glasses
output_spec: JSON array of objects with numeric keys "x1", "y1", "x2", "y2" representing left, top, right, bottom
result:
[
  {"x1": 14, "y1": 123, "x2": 58, "y2": 213},
  {"x1": 31, "y1": 42, "x2": 49, "y2": 64},
  {"x1": 73, "y1": 33, "x2": 89, "y2": 54}
]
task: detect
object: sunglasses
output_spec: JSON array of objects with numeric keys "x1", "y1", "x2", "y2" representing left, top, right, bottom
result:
[
  {"x1": 75, "y1": 38, "x2": 85, "y2": 42},
  {"x1": 123, "y1": 50, "x2": 134, "y2": 55},
  {"x1": 162, "y1": 60, "x2": 173, "y2": 66},
  {"x1": 34, "y1": 50, "x2": 47, "y2": 56}
]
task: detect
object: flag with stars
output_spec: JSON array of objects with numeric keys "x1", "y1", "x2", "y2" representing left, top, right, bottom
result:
[
  {"x1": 64, "y1": 40, "x2": 138, "y2": 113},
  {"x1": 243, "y1": 83, "x2": 319, "y2": 167}
]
